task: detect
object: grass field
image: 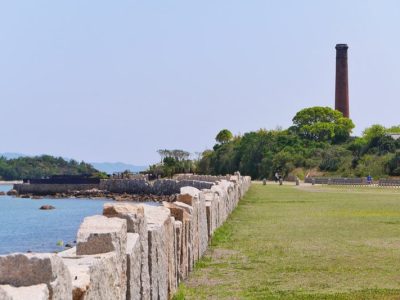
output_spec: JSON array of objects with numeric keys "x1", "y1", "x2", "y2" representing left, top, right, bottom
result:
[{"x1": 174, "y1": 183, "x2": 400, "y2": 299}]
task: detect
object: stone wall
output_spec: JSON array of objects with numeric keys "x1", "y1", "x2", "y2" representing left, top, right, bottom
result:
[
  {"x1": 13, "y1": 183, "x2": 100, "y2": 195},
  {"x1": 100, "y1": 179, "x2": 214, "y2": 195},
  {"x1": 173, "y1": 174, "x2": 231, "y2": 183},
  {"x1": 13, "y1": 179, "x2": 214, "y2": 196},
  {"x1": 1, "y1": 173, "x2": 251, "y2": 300}
]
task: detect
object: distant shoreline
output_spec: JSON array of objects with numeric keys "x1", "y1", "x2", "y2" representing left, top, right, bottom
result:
[{"x1": 0, "y1": 181, "x2": 22, "y2": 185}]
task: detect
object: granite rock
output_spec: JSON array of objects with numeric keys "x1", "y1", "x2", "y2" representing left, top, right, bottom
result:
[
  {"x1": 144, "y1": 205, "x2": 175, "y2": 300},
  {"x1": 103, "y1": 203, "x2": 150, "y2": 299},
  {"x1": 126, "y1": 233, "x2": 141, "y2": 300},
  {"x1": 0, "y1": 284, "x2": 49, "y2": 300},
  {"x1": 75, "y1": 215, "x2": 127, "y2": 299},
  {"x1": 0, "y1": 253, "x2": 71, "y2": 300}
]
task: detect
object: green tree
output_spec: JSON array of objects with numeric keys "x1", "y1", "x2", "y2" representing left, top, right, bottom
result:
[
  {"x1": 386, "y1": 125, "x2": 400, "y2": 134},
  {"x1": 319, "y1": 146, "x2": 352, "y2": 172},
  {"x1": 151, "y1": 149, "x2": 195, "y2": 178},
  {"x1": 215, "y1": 129, "x2": 233, "y2": 144},
  {"x1": 362, "y1": 124, "x2": 386, "y2": 143},
  {"x1": 387, "y1": 152, "x2": 400, "y2": 176},
  {"x1": 291, "y1": 106, "x2": 354, "y2": 143}
]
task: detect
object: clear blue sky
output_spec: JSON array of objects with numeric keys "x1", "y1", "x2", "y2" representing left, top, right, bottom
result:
[{"x1": 1, "y1": 1, "x2": 399, "y2": 165}]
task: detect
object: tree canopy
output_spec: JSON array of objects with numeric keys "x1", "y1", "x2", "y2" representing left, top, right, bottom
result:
[
  {"x1": 149, "y1": 149, "x2": 195, "y2": 178},
  {"x1": 215, "y1": 129, "x2": 233, "y2": 144},
  {"x1": 291, "y1": 106, "x2": 354, "y2": 143}
]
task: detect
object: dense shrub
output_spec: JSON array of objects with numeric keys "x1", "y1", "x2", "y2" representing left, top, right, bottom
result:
[{"x1": 386, "y1": 152, "x2": 400, "y2": 176}]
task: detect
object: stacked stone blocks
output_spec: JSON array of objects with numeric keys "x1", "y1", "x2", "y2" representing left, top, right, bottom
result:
[{"x1": 0, "y1": 173, "x2": 251, "y2": 300}]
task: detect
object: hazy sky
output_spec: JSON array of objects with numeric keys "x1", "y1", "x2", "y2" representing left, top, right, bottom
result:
[{"x1": 1, "y1": 1, "x2": 399, "y2": 165}]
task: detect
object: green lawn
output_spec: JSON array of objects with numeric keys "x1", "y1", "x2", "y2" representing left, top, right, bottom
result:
[{"x1": 175, "y1": 183, "x2": 400, "y2": 299}]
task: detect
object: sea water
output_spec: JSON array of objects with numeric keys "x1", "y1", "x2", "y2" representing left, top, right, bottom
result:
[{"x1": 0, "y1": 184, "x2": 112, "y2": 254}]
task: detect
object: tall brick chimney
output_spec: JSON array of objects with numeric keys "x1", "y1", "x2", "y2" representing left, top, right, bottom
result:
[{"x1": 335, "y1": 44, "x2": 349, "y2": 118}]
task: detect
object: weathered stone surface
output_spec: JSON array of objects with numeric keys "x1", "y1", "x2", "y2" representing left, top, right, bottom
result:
[
  {"x1": 178, "y1": 187, "x2": 208, "y2": 260},
  {"x1": 103, "y1": 203, "x2": 145, "y2": 233},
  {"x1": 0, "y1": 253, "x2": 71, "y2": 300},
  {"x1": 99, "y1": 178, "x2": 213, "y2": 195},
  {"x1": 217, "y1": 180, "x2": 236, "y2": 218},
  {"x1": 76, "y1": 215, "x2": 127, "y2": 257},
  {"x1": 180, "y1": 186, "x2": 200, "y2": 199},
  {"x1": 211, "y1": 184, "x2": 229, "y2": 225},
  {"x1": 174, "y1": 202, "x2": 194, "y2": 272},
  {"x1": 197, "y1": 192, "x2": 208, "y2": 257},
  {"x1": 103, "y1": 203, "x2": 150, "y2": 299},
  {"x1": 163, "y1": 202, "x2": 191, "y2": 279},
  {"x1": 60, "y1": 247, "x2": 125, "y2": 300},
  {"x1": 126, "y1": 233, "x2": 141, "y2": 300},
  {"x1": 144, "y1": 205, "x2": 175, "y2": 300},
  {"x1": 173, "y1": 220, "x2": 182, "y2": 284},
  {"x1": 173, "y1": 174, "x2": 230, "y2": 182},
  {"x1": 100, "y1": 179, "x2": 151, "y2": 194},
  {"x1": 0, "y1": 284, "x2": 49, "y2": 300},
  {"x1": 75, "y1": 215, "x2": 127, "y2": 299},
  {"x1": 177, "y1": 192, "x2": 199, "y2": 265},
  {"x1": 168, "y1": 216, "x2": 178, "y2": 296},
  {"x1": 202, "y1": 190, "x2": 218, "y2": 238}
]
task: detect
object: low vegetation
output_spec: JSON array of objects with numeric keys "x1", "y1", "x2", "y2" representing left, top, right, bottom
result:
[{"x1": 176, "y1": 183, "x2": 400, "y2": 299}]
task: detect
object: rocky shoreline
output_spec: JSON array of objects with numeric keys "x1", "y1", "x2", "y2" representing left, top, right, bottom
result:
[{"x1": 5, "y1": 188, "x2": 179, "y2": 203}]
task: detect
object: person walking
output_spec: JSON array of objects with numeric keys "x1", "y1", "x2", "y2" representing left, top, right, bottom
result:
[{"x1": 275, "y1": 172, "x2": 279, "y2": 183}]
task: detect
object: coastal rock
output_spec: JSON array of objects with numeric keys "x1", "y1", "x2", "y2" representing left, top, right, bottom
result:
[
  {"x1": 0, "y1": 191, "x2": 5, "y2": 196},
  {"x1": 39, "y1": 205, "x2": 55, "y2": 210},
  {"x1": 6, "y1": 190, "x2": 17, "y2": 196},
  {"x1": 103, "y1": 203, "x2": 150, "y2": 299},
  {"x1": 0, "y1": 284, "x2": 49, "y2": 300},
  {"x1": 0, "y1": 253, "x2": 72, "y2": 300}
]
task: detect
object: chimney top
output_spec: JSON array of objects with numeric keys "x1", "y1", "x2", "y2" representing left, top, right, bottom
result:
[{"x1": 335, "y1": 44, "x2": 348, "y2": 50}]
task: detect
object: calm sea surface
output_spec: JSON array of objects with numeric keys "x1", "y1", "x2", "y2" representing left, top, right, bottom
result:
[{"x1": 0, "y1": 184, "x2": 112, "y2": 254}]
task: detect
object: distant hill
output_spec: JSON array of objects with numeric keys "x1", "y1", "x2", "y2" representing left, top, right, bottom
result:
[
  {"x1": 0, "y1": 155, "x2": 98, "y2": 180},
  {"x1": 89, "y1": 162, "x2": 147, "y2": 174},
  {"x1": 0, "y1": 153, "x2": 147, "y2": 175}
]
